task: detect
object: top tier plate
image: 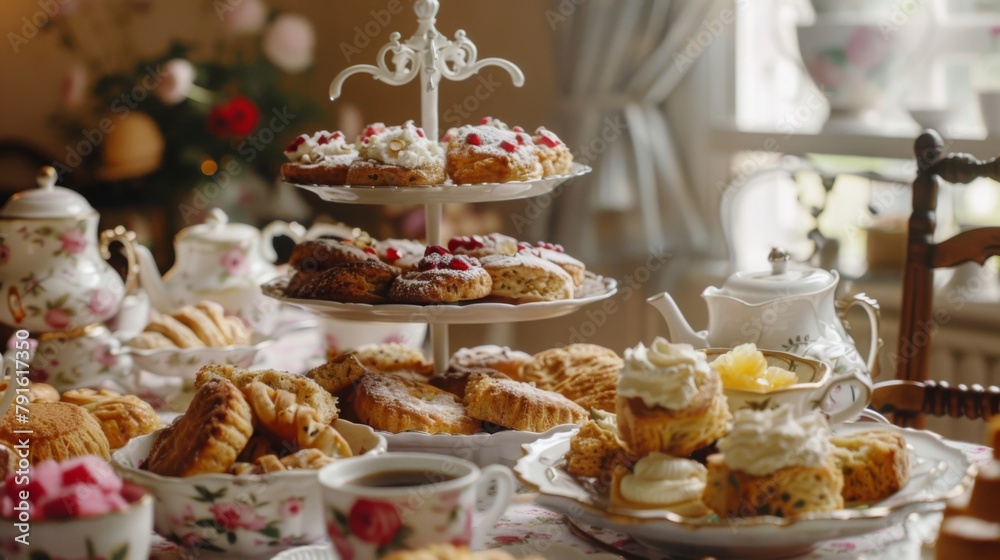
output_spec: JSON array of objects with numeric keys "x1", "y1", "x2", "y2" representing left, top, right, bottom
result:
[{"x1": 286, "y1": 162, "x2": 591, "y2": 204}]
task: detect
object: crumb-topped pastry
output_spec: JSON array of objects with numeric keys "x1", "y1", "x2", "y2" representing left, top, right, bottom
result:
[
  {"x1": 388, "y1": 246, "x2": 493, "y2": 304},
  {"x1": 347, "y1": 121, "x2": 446, "y2": 186},
  {"x1": 480, "y1": 251, "x2": 575, "y2": 302},
  {"x1": 445, "y1": 124, "x2": 542, "y2": 184},
  {"x1": 532, "y1": 126, "x2": 574, "y2": 176},
  {"x1": 282, "y1": 130, "x2": 358, "y2": 185},
  {"x1": 704, "y1": 406, "x2": 844, "y2": 518},
  {"x1": 615, "y1": 339, "x2": 731, "y2": 457},
  {"x1": 611, "y1": 452, "x2": 711, "y2": 516}
]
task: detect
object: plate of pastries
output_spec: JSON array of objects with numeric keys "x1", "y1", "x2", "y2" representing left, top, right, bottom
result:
[
  {"x1": 262, "y1": 232, "x2": 617, "y2": 323},
  {"x1": 304, "y1": 342, "x2": 624, "y2": 467},
  {"x1": 281, "y1": 118, "x2": 590, "y2": 204},
  {"x1": 513, "y1": 338, "x2": 976, "y2": 558}
]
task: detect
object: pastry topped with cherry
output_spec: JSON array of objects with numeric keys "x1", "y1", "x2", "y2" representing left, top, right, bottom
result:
[
  {"x1": 281, "y1": 130, "x2": 358, "y2": 185},
  {"x1": 445, "y1": 119, "x2": 542, "y2": 184},
  {"x1": 348, "y1": 120, "x2": 446, "y2": 186},
  {"x1": 517, "y1": 240, "x2": 586, "y2": 286},
  {"x1": 447, "y1": 233, "x2": 519, "y2": 259},
  {"x1": 532, "y1": 126, "x2": 574, "y2": 177},
  {"x1": 388, "y1": 246, "x2": 493, "y2": 304}
]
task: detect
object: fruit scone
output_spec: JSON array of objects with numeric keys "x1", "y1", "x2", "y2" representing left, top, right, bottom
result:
[
  {"x1": 704, "y1": 405, "x2": 844, "y2": 518},
  {"x1": 532, "y1": 126, "x2": 574, "y2": 177},
  {"x1": 445, "y1": 122, "x2": 542, "y2": 184},
  {"x1": 388, "y1": 246, "x2": 493, "y2": 304},
  {"x1": 517, "y1": 241, "x2": 586, "y2": 287},
  {"x1": 348, "y1": 120, "x2": 446, "y2": 186},
  {"x1": 282, "y1": 130, "x2": 359, "y2": 185}
]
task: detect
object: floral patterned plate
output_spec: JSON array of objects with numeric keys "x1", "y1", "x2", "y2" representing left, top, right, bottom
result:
[
  {"x1": 515, "y1": 423, "x2": 975, "y2": 559},
  {"x1": 271, "y1": 542, "x2": 622, "y2": 559}
]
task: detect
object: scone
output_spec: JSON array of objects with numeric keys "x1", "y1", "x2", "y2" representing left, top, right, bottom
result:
[
  {"x1": 447, "y1": 345, "x2": 533, "y2": 380},
  {"x1": 610, "y1": 452, "x2": 712, "y2": 517},
  {"x1": 353, "y1": 373, "x2": 481, "y2": 435},
  {"x1": 388, "y1": 247, "x2": 493, "y2": 304},
  {"x1": 288, "y1": 237, "x2": 379, "y2": 273},
  {"x1": 531, "y1": 126, "x2": 574, "y2": 176},
  {"x1": 347, "y1": 121, "x2": 446, "y2": 186},
  {"x1": 306, "y1": 353, "x2": 369, "y2": 395},
  {"x1": 614, "y1": 339, "x2": 731, "y2": 457},
  {"x1": 288, "y1": 260, "x2": 398, "y2": 303},
  {"x1": 564, "y1": 417, "x2": 628, "y2": 479},
  {"x1": 282, "y1": 130, "x2": 358, "y2": 185},
  {"x1": 429, "y1": 368, "x2": 510, "y2": 399},
  {"x1": 479, "y1": 252, "x2": 574, "y2": 303},
  {"x1": 516, "y1": 241, "x2": 586, "y2": 286},
  {"x1": 194, "y1": 364, "x2": 339, "y2": 426},
  {"x1": 0, "y1": 402, "x2": 110, "y2": 463},
  {"x1": 463, "y1": 372, "x2": 587, "y2": 432},
  {"x1": 447, "y1": 233, "x2": 520, "y2": 259},
  {"x1": 703, "y1": 406, "x2": 844, "y2": 518},
  {"x1": 520, "y1": 343, "x2": 623, "y2": 412},
  {"x1": 341, "y1": 343, "x2": 433, "y2": 376},
  {"x1": 145, "y1": 379, "x2": 254, "y2": 477},
  {"x1": 445, "y1": 124, "x2": 542, "y2": 184},
  {"x1": 82, "y1": 395, "x2": 161, "y2": 449},
  {"x1": 831, "y1": 428, "x2": 910, "y2": 502}
]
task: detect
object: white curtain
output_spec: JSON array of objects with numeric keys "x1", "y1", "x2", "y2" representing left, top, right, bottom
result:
[{"x1": 539, "y1": 0, "x2": 728, "y2": 263}]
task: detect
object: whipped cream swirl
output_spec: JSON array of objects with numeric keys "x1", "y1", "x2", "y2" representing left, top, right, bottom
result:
[
  {"x1": 358, "y1": 120, "x2": 443, "y2": 168},
  {"x1": 618, "y1": 452, "x2": 707, "y2": 512},
  {"x1": 616, "y1": 338, "x2": 711, "y2": 410},
  {"x1": 284, "y1": 131, "x2": 357, "y2": 164},
  {"x1": 717, "y1": 405, "x2": 833, "y2": 476}
]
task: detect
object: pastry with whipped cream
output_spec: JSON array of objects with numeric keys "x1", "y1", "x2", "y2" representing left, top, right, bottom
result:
[
  {"x1": 703, "y1": 405, "x2": 844, "y2": 517},
  {"x1": 347, "y1": 121, "x2": 446, "y2": 186},
  {"x1": 610, "y1": 452, "x2": 712, "y2": 516},
  {"x1": 614, "y1": 338, "x2": 732, "y2": 457},
  {"x1": 445, "y1": 121, "x2": 543, "y2": 184},
  {"x1": 281, "y1": 130, "x2": 359, "y2": 185}
]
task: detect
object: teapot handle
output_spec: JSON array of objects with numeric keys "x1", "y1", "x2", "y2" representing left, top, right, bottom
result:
[
  {"x1": 259, "y1": 221, "x2": 307, "y2": 263},
  {"x1": 99, "y1": 226, "x2": 140, "y2": 295},
  {"x1": 836, "y1": 293, "x2": 882, "y2": 379}
]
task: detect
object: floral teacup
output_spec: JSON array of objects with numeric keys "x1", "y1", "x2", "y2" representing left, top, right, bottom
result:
[
  {"x1": 318, "y1": 452, "x2": 516, "y2": 560},
  {"x1": 28, "y1": 323, "x2": 133, "y2": 391}
]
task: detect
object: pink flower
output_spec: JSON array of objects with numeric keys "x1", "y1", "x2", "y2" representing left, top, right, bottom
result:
[
  {"x1": 348, "y1": 499, "x2": 402, "y2": 547},
  {"x1": 0, "y1": 244, "x2": 10, "y2": 265},
  {"x1": 808, "y1": 55, "x2": 844, "y2": 92},
  {"x1": 262, "y1": 14, "x2": 315, "y2": 73},
  {"x1": 168, "y1": 504, "x2": 196, "y2": 528},
  {"x1": 88, "y1": 288, "x2": 117, "y2": 318},
  {"x1": 60, "y1": 64, "x2": 87, "y2": 109},
  {"x1": 218, "y1": 0, "x2": 268, "y2": 34},
  {"x1": 327, "y1": 522, "x2": 354, "y2": 560},
  {"x1": 156, "y1": 59, "x2": 196, "y2": 106},
  {"x1": 60, "y1": 228, "x2": 88, "y2": 255},
  {"x1": 845, "y1": 27, "x2": 887, "y2": 71},
  {"x1": 220, "y1": 246, "x2": 249, "y2": 276},
  {"x1": 44, "y1": 308, "x2": 71, "y2": 330},
  {"x1": 93, "y1": 344, "x2": 117, "y2": 367},
  {"x1": 279, "y1": 497, "x2": 303, "y2": 518},
  {"x1": 209, "y1": 501, "x2": 266, "y2": 531}
]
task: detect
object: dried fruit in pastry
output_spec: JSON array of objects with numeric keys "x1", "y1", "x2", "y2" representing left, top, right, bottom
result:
[
  {"x1": 463, "y1": 372, "x2": 587, "y2": 432},
  {"x1": 195, "y1": 364, "x2": 340, "y2": 426},
  {"x1": 242, "y1": 381, "x2": 352, "y2": 458},
  {"x1": 564, "y1": 417, "x2": 628, "y2": 479},
  {"x1": 306, "y1": 354, "x2": 369, "y2": 395},
  {"x1": 0, "y1": 401, "x2": 110, "y2": 463},
  {"x1": 447, "y1": 233, "x2": 519, "y2": 259},
  {"x1": 353, "y1": 373, "x2": 481, "y2": 435},
  {"x1": 388, "y1": 246, "x2": 493, "y2": 304},
  {"x1": 831, "y1": 429, "x2": 909, "y2": 502},
  {"x1": 145, "y1": 379, "x2": 254, "y2": 477},
  {"x1": 82, "y1": 395, "x2": 161, "y2": 449}
]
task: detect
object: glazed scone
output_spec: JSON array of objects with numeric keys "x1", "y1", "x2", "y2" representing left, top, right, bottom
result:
[
  {"x1": 348, "y1": 121, "x2": 446, "y2": 186},
  {"x1": 611, "y1": 452, "x2": 712, "y2": 516},
  {"x1": 614, "y1": 339, "x2": 731, "y2": 457},
  {"x1": 463, "y1": 372, "x2": 587, "y2": 432},
  {"x1": 353, "y1": 373, "x2": 481, "y2": 435},
  {"x1": 480, "y1": 252, "x2": 575, "y2": 303},
  {"x1": 0, "y1": 402, "x2": 110, "y2": 463},
  {"x1": 145, "y1": 379, "x2": 254, "y2": 477},
  {"x1": 282, "y1": 130, "x2": 358, "y2": 185},
  {"x1": 82, "y1": 395, "x2": 161, "y2": 449},
  {"x1": 194, "y1": 364, "x2": 339, "y2": 426},
  {"x1": 703, "y1": 406, "x2": 843, "y2": 518},
  {"x1": 831, "y1": 428, "x2": 910, "y2": 502}
]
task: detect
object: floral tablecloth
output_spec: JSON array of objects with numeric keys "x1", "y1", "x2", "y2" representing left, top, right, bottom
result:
[{"x1": 135, "y1": 309, "x2": 994, "y2": 559}]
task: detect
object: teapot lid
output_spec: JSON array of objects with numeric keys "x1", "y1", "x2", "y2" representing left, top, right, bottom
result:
[
  {"x1": 0, "y1": 167, "x2": 96, "y2": 219},
  {"x1": 178, "y1": 208, "x2": 259, "y2": 244},
  {"x1": 718, "y1": 248, "x2": 837, "y2": 302}
]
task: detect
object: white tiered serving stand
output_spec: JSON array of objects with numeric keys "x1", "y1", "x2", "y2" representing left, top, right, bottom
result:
[{"x1": 270, "y1": 0, "x2": 613, "y2": 373}]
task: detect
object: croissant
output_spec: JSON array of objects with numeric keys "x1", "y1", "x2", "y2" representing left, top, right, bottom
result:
[{"x1": 243, "y1": 382, "x2": 352, "y2": 458}]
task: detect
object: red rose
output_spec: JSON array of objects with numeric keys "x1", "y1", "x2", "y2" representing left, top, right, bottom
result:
[
  {"x1": 347, "y1": 498, "x2": 402, "y2": 547},
  {"x1": 209, "y1": 501, "x2": 266, "y2": 531},
  {"x1": 44, "y1": 308, "x2": 71, "y2": 330},
  {"x1": 59, "y1": 228, "x2": 87, "y2": 255},
  {"x1": 226, "y1": 95, "x2": 260, "y2": 136},
  {"x1": 327, "y1": 521, "x2": 354, "y2": 560}
]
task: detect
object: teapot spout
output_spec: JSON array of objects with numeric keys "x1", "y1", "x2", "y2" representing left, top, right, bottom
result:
[
  {"x1": 646, "y1": 292, "x2": 710, "y2": 347},
  {"x1": 135, "y1": 244, "x2": 176, "y2": 313}
]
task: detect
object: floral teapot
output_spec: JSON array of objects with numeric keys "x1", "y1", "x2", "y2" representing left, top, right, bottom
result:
[
  {"x1": 648, "y1": 248, "x2": 881, "y2": 421},
  {"x1": 135, "y1": 208, "x2": 305, "y2": 333},
  {"x1": 0, "y1": 167, "x2": 139, "y2": 333}
]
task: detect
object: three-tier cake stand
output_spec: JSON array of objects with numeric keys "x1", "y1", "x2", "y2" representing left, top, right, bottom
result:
[{"x1": 265, "y1": 0, "x2": 615, "y2": 375}]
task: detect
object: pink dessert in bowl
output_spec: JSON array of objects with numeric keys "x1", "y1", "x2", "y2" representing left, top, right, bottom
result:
[{"x1": 0, "y1": 455, "x2": 153, "y2": 560}]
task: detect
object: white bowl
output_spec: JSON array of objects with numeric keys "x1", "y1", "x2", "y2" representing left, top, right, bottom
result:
[
  {"x1": 111, "y1": 420, "x2": 386, "y2": 558},
  {"x1": 318, "y1": 318, "x2": 426, "y2": 353},
  {"x1": 0, "y1": 493, "x2": 153, "y2": 560}
]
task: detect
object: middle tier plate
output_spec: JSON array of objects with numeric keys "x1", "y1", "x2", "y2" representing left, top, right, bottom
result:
[
  {"x1": 287, "y1": 162, "x2": 591, "y2": 204},
  {"x1": 261, "y1": 272, "x2": 617, "y2": 324}
]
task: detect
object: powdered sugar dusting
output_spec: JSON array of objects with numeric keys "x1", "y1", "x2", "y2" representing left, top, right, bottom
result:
[{"x1": 358, "y1": 120, "x2": 443, "y2": 169}]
